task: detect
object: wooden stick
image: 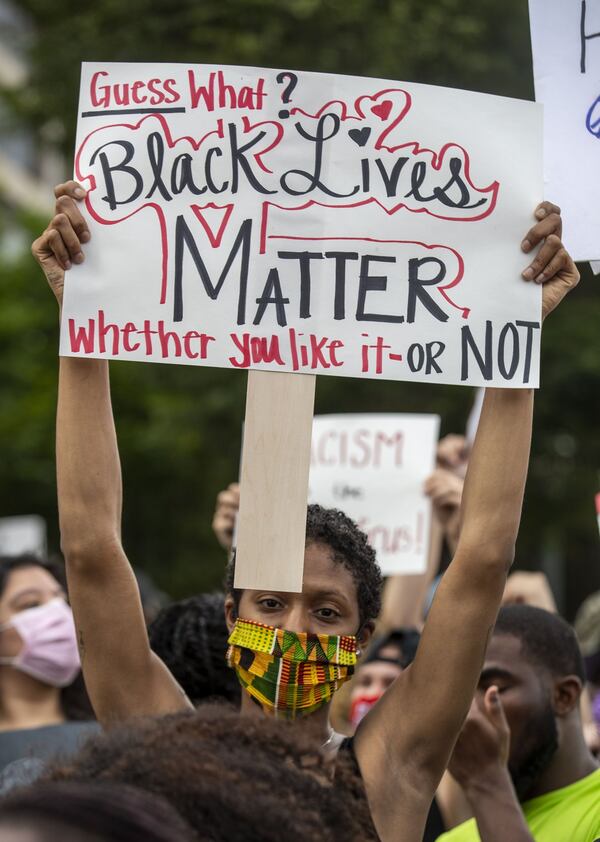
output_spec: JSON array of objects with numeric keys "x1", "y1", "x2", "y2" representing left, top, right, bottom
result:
[{"x1": 234, "y1": 369, "x2": 316, "y2": 592}]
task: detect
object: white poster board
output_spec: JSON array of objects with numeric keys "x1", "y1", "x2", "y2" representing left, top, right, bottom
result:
[
  {"x1": 529, "y1": 0, "x2": 600, "y2": 260},
  {"x1": 61, "y1": 63, "x2": 543, "y2": 388},
  {"x1": 309, "y1": 414, "x2": 440, "y2": 574},
  {"x1": 0, "y1": 516, "x2": 47, "y2": 557}
]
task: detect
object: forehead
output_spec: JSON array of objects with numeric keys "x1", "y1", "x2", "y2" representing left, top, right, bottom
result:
[
  {"x1": 301, "y1": 542, "x2": 357, "y2": 598},
  {"x1": 377, "y1": 643, "x2": 403, "y2": 661},
  {"x1": 1, "y1": 566, "x2": 61, "y2": 603},
  {"x1": 484, "y1": 633, "x2": 534, "y2": 677},
  {"x1": 357, "y1": 660, "x2": 402, "y2": 682}
]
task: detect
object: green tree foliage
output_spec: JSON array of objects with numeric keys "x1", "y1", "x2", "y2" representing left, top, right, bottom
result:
[
  {"x1": 1, "y1": 0, "x2": 599, "y2": 612},
  {"x1": 14, "y1": 0, "x2": 534, "y2": 154}
]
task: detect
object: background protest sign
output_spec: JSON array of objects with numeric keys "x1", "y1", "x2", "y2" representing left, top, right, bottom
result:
[
  {"x1": 529, "y1": 0, "x2": 600, "y2": 261},
  {"x1": 61, "y1": 62, "x2": 543, "y2": 389},
  {"x1": 309, "y1": 414, "x2": 440, "y2": 575},
  {"x1": 0, "y1": 515, "x2": 47, "y2": 557}
]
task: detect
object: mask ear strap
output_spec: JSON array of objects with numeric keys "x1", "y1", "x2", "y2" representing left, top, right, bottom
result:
[{"x1": 355, "y1": 623, "x2": 365, "y2": 657}]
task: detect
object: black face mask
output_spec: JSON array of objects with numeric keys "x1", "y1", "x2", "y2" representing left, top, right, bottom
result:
[{"x1": 509, "y1": 702, "x2": 559, "y2": 800}]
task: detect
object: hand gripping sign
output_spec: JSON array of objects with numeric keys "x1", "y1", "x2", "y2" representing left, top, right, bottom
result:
[
  {"x1": 63, "y1": 63, "x2": 543, "y2": 390},
  {"x1": 63, "y1": 63, "x2": 542, "y2": 590}
]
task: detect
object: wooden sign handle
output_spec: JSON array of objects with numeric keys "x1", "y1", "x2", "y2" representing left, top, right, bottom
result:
[{"x1": 234, "y1": 369, "x2": 316, "y2": 592}]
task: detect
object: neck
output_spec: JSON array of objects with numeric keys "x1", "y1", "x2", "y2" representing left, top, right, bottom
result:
[
  {"x1": 525, "y1": 716, "x2": 599, "y2": 799},
  {"x1": 0, "y1": 666, "x2": 65, "y2": 732},
  {"x1": 238, "y1": 689, "x2": 332, "y2": 743}
]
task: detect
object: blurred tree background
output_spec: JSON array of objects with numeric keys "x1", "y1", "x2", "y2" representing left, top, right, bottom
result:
[{"x1": 0, "y1": 0, "x2": 598, "y2": 617}]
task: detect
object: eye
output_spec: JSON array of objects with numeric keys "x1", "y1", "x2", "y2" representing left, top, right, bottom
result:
[
  {"x1": 314, "y1": 607, "x2": 341, "y2": 621},
  {"x1": 258, "y1": 597, "x2": 284, "y2": 611},
  {"x1": 17, "y1": 600, "x2": 42, "y2": 612}
]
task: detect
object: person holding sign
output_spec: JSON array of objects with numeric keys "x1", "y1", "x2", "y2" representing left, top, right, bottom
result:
[{"x1": 32, "y1": 182, "x2": 578, "y2": 842}]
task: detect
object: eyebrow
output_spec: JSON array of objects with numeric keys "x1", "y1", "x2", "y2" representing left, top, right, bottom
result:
[
  {"x1": 478, "y1": 667, "x2": 515, "y2": 685},
  {"x1": 9, "y1": 586, "x2": 62, "y2": 607},
  {"x1": 260, "y1": 588, "x2": 351, "y2": 606},
  {"x1": 306, "y1": 589, "x2": 352, "y2": 607},
  {"x1": 301, "y1": 586, "x2": 346, "y2": 598}
]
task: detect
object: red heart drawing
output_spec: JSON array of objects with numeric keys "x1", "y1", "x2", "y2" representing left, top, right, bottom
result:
[
  {"x1": 355, "y1": 90, "x2": 412, "y2": 150},
  {"x1": 371, "y1": 100, "x2": 392, "y2": 120}
]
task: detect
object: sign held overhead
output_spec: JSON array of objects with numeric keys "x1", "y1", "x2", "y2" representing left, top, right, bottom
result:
[{"x1": 62, "y1": 62, "x2": 543, "y2": 388}]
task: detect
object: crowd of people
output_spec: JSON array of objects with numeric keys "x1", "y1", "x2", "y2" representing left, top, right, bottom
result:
[{"x1": 0, "y1": 182, "x2": 597, "y2": 841}]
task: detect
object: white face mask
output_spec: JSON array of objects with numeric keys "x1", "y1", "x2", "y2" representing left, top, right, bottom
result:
[{"x1": 0, "y1": 598, "x2": 81, "y2": 687}]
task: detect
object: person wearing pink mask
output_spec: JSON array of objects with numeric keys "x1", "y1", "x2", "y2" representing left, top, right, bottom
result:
[{"x1": 0, "y1": 555, "x2": 96, "y2": 781}]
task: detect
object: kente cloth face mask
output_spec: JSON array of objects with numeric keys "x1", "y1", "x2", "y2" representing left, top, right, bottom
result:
[
  {"x1": 0, "y1": 598, "x2": 81, "y2": 687},
  {"x1": 226, "y1": 618, "x2": 358, "y2": 719}
]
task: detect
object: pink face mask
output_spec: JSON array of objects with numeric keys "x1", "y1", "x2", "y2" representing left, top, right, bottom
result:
[{"x1": 0, "y1": 598, "x2": 81, "y2": 687}]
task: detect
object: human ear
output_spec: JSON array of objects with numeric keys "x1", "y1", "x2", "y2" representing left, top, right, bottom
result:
[
  {"x1": 224, "y1": 594, "x2": 238, "y2": 634},
  {"x1": 357, "y1": 620, "x2": 375, "y2": 654},
  {"x1": 553, "y1": 675, "x2": 583, "y2": 716}
]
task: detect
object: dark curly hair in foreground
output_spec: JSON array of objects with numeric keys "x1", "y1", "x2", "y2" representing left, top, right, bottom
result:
[
  {"x1": 225, "y1": 504, "x2": 383, "y2": 627},
  {"x1": 0, "y1": 781, "x2": 195, "y2": 841},
  {"x1": 47, "y1": 705, "x2": 377, "y2": 841},
  {"x1": 149, "y1": 593, "x2": 240, "y2": 705}
]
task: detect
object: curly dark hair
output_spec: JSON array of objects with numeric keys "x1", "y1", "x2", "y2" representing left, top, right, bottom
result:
[
  {"x1": 47, "y1": 704, "x2": 377, "y2": 841},
  {"x1": 0, "y1": 554, "x2": 94, "y2": 722},
  {"x1": 225, "y1": 504, "x2": 383, "y2": 628},
  {"x1": 0, "y1": 781, "x2": 196, "y2": 841},
  {"x1": 148, "y1": 593, "x2": 240, "y2": 705}
]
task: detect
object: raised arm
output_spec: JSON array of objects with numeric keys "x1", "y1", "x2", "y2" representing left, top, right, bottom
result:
[
  {"x1": 32, "y1": 181, "x2": 192, "y2": 726},
  {"x1": 354, "y1": 204, "x2": 579, "y2": 841}
]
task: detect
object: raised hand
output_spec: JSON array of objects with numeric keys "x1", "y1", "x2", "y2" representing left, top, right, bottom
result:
[
  {"x1": 31, "y1": 181, "x2": 90, "y2": 306},
  {"x1": 448, "y1": 686, "x2": 511, "y2": 789},
  {"x1": 520, "y1": 201, "x2": 580, "y2": 320},
  {"x1": 212, "y1": 483, "x2": 240, "y2": 551},
  {"x1": 502, "y1": 571, "x2": 557, "y2": 613}
]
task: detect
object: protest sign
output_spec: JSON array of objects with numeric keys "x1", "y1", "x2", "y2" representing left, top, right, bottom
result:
[
  {"x1": 62, "y1": 62, "x2": 543, "y2": 388},
  {"x1": 0, "y1": 515, "x2": 47, "y2": 557},
  {"x1": 529, "y1": 0, "x2": 600, "y2": 260},
  {"x1": 309, "y1": 414, "x2": 440, "y2": 575}
]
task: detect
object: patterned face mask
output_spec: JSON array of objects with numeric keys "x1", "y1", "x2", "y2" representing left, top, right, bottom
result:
[{"x1": 226, "y1": 618, "x2": 358, "y2": 719}]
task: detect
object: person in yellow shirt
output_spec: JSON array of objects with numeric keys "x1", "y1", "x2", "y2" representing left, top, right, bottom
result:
[{"x1": 438, "y1": 605, "x2": 600, "y2": 842}]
